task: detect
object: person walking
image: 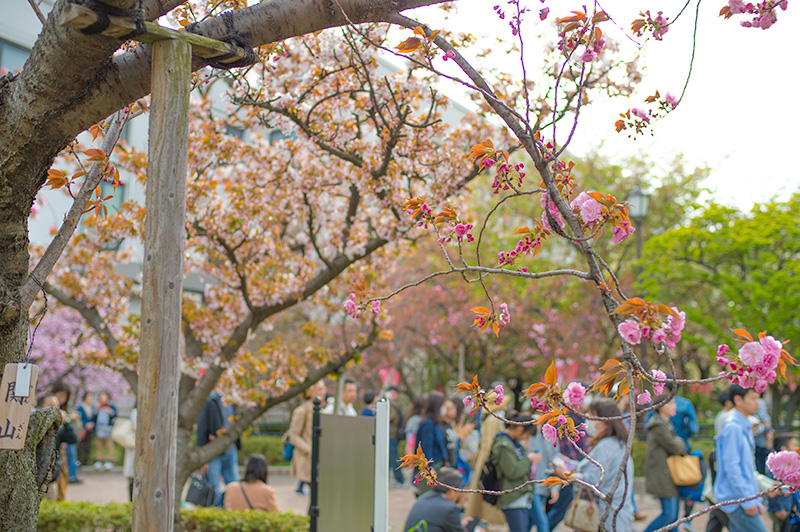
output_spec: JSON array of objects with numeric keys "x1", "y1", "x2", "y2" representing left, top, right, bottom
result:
[
  {"x1": 197, "y1": 389, "x2": 240, "y2": 506},
  {"x1": 644, "y1": 394, "x2": 689, "y2": 532},
  {"x1": 93, "y1": 391, "x2": 117, "y2": 470},
  {"x1": 492, "y1": 412, "x2": 536, "y2": 532},
  {"x1": 714, "y1": 384, "x2": 768, "y2": 532},
  {"x1": 287, "y1": 381, "x2": 326, "y2": 495},
  {"x1": 404, "y1": 396, "x2": 425, "y2": 456}
]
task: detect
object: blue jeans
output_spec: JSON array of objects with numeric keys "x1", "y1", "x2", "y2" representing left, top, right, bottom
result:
[
  {"x1": 548, "y1": 483, "x2": 573, "y2": 529},
  {"x1": 644, "y1": 497, "x2": 678, "y2": 532},
  {"x1": 504, "y1": 507, "x2": 531, "y2": 532},
  {"x1": 205, "y1": 445, "x2": 239, "y2": 507},
  {"x1": 66, "y1": 443, "x2": 79, "y2": 480},
  {"x1": 529, "y1": 493, "x2": 550, "y2": 532},
  {"x1": 389, "y1": 437, "x2": 404, "y2": 483},
  {"x1": 725, "y1": 505, "x2": 768, "y2": 532}
]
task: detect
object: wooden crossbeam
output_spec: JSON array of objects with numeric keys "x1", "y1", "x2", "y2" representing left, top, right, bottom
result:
[{"x1": 59, "y1": 4, "x2": 248, "y2": 65}]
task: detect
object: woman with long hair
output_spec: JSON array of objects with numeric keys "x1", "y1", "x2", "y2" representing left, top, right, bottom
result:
[
  {"x1": 223, "y1": 454, "x2": 279, "y2": 512},
  {"x1": 404, "y1": 396, "x2": 425, "y2": 456},
  {"x1": 558, "y1": 400, "x2": 634, "y2": 531},
  {"x1": 644, "y1": 394, "x2": 687, "y2": 532}
]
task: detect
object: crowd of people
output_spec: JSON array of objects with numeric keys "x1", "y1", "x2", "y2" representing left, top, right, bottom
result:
[
  {"x1": 34, "y1": 381, "x2": 123, "y2": 502},
  {"x1": 400, "y1": 381, "x2": 792, "y2": 532}
]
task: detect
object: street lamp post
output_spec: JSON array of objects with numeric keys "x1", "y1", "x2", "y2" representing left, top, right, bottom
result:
[{"x1": 627, "y1": 187, "x2": 650, "y2": 365}]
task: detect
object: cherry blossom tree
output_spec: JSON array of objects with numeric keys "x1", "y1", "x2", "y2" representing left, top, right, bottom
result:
[
  {"x1": 332, "y1": 3, "x2": 797, "y2": 530},
  {"x1": 39, "y1": 26, "x2": 498, "y2": 511}
]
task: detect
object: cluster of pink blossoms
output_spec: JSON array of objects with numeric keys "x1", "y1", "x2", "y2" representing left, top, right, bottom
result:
[
  {"x1": 556, "y1": 14, "x2": 608, "y2": 63},
  {"x1": 635, "y1": 369, "x2": 668, "y2": 405},
  {"x1": 716, "y1": 335, "x2": 783, "y2": 393},
  {"x1": 617, "y1": 308, "x2": 686, "y2": 349},
  {"x1": 542, "y1": 414, "x2": 587, "y2": 447},
  {"x1": 727, "y1": 0, "x2": 788, "y2": 29},
  {"x1": 767, "y1": 450, "x2": 800, "y2": 490},
  {"x1": 632, "y1": 10, "x2": 670, "y2": 40},
  {"x1": 483, "y1": 158, "x2": 525, "y2": 194},
  {"x1": 540, "y1": 193, "x2": 565, "y2": 232},
  {"x1": 344, "y1": 293, "x2": 380, "y2": 319},
  {"x1": 438, "y1": 222, "x2": 475, "y2": 244},
  {"x1": 408, "y1": 202, "x2": 433, "y2": 228},
  {"x1": 570, "y1": 192, "x2": 603, "y2": 226},
  {"x1": 462, "y1": 384, "x2": 505, "y2": 414},
  {"x1": 497, "y1": 234, "x2": 543, "y2": 270}
]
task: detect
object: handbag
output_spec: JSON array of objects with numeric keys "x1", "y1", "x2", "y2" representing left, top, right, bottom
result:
[
  {"x1": 564, "y1": 486, "x2": 600, "y2": 532},
  {"x1": 667, "y1": 454, "x2": 703, "y2": 486},
  {"x1": 111, "y1": 418, "x2": 136, "y2": 449},
  {"x1": 186, "y1": 475, "x2": 215, "y2": 507}
]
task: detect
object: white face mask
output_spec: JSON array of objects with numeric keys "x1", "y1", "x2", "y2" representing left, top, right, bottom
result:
[{"x1": 585, "y1": 420, "x2": 601, "y2": 437}]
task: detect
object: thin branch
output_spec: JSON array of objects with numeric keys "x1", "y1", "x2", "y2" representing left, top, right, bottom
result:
[{"x1": 26, "y1": 0, "x2": 47, "y2": 25}]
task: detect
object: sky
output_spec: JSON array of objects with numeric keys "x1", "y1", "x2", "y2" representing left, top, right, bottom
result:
[{"x1": 408, "y1": 0, "x2": 800, "y2": 211}]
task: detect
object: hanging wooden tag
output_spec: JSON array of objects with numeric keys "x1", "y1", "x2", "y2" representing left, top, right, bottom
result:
[{"x1": 0, "y1": 363, "x2": 39, "y2": 450}]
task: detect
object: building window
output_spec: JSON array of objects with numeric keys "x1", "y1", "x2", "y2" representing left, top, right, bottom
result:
[{"x1": 0, "y1": 39, "x2": 29, "y2": 73}]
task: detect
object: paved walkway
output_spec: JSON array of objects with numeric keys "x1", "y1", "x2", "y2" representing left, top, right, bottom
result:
[{"x1": 65, "y1": 467, "x2": 771, "y2": 531}]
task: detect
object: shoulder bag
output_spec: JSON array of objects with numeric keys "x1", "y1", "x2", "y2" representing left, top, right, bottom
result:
[
  {"x1": 564, "y1": 485, "x2": 600, "y2": 532},
  {"x1": 111, "y1": 417, "x2": 136, "y2": 449},
  {"x1": 666, "y1": 454, "x2": 703, "y2": 486}
]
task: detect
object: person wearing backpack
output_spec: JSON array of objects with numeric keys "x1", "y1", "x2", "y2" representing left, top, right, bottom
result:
[{"x1": 491, "y1": 412, "x2": 536, "y2": 532}]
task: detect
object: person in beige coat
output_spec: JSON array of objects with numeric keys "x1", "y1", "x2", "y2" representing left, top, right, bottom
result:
[{"x1": 287, "y1": 381, "x2": 326, "y2": 494}]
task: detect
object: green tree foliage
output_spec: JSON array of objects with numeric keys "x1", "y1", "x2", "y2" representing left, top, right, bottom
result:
[{"x1": 639, "y1": 194, "x2": 800, "y2": 420}]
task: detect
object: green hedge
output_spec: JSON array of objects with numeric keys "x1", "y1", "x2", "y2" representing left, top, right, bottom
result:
[
  {"x1": 38, "y1": 500, "x2": 309, "y2": 531},
  {"x1": 238, "y1": 435, "x2": 288, "y2": 467}
]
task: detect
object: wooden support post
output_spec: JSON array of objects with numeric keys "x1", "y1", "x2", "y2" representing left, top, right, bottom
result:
[{"x1": 132, "y1": 38, "x2": 191, "y2": 532}]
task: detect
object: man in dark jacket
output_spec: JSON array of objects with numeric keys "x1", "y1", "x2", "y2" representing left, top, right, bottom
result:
[
  {"x1": 196, "y1": 390, "x2": 239, "y2": 506},
  {"x1": 404, "y1": 467, "x2": 484, "y2": 532}
]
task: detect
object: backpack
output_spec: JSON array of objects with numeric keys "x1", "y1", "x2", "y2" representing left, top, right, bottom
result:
[
  {"x1": 480, "y1": 435, "x2": 506, "y2": 505},
  {"x1": 282, "y1": 433, "x2": 294, "y2": 462}
]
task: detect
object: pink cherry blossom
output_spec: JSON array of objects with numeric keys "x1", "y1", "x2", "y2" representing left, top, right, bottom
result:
[
  {"x1": 494, "y1": 384, "x2": 505, "y2": 406},
  {"x1": 612, "y1": 221, "x2": 636, "y2": 243},
  {"x1": 651, "y1": 329, "x2": 667, "y2": 344},
  {"x1": 617, "y1": 319, "x2": 642, "y2": 345},
  {"x1": 463, "y1": 395, "x2": 475, "y2": 411},
  {"x1": 371, "y1": 300, "x2": 381, "y2": 315},
  {"x1": 767, "y1": 450, "x2": 800, "y2": 488},
  {"x1": 717, "y1": 344, "x2": 730, "y2": 356},
  {"x1": 542, "y1": 423, "x2": 558, "y2": 445},
  {"x1": 581, "y1": 49, "x2": 597, "y2": 63},
  {"x1": 652, "y1": 369, "x2": 667, "y2": 395},
  {"x1": 579, "y1": 200, "x2": 602, "y2": 224},
  {"x1": 539, "y1": 7, "x2": 550, "y2": 20},
  {"x1": 631, "y1": 108, "x2": 650, "y2": 122},
  {"x1": 637, "y1": 390, "x2": 652, "y2": 405},
  {"x1": 664, "y1": 93, "x2": 679, "y2": 109},
  {"x1": 344, "y1": 295, "x2": 359, "y2": 318},
  {"x1": 443, "y1": 50, "x2": 456, "y2": 61},
  {"x1": 739, "y1": 341, "x2": 766, "y2": 367},
  {"x1": 761, "y1": 336, "x2": 783, "y2": 359},
  {"x1": 564, "y1": 382, "x2": 586, "y2": 409}
]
